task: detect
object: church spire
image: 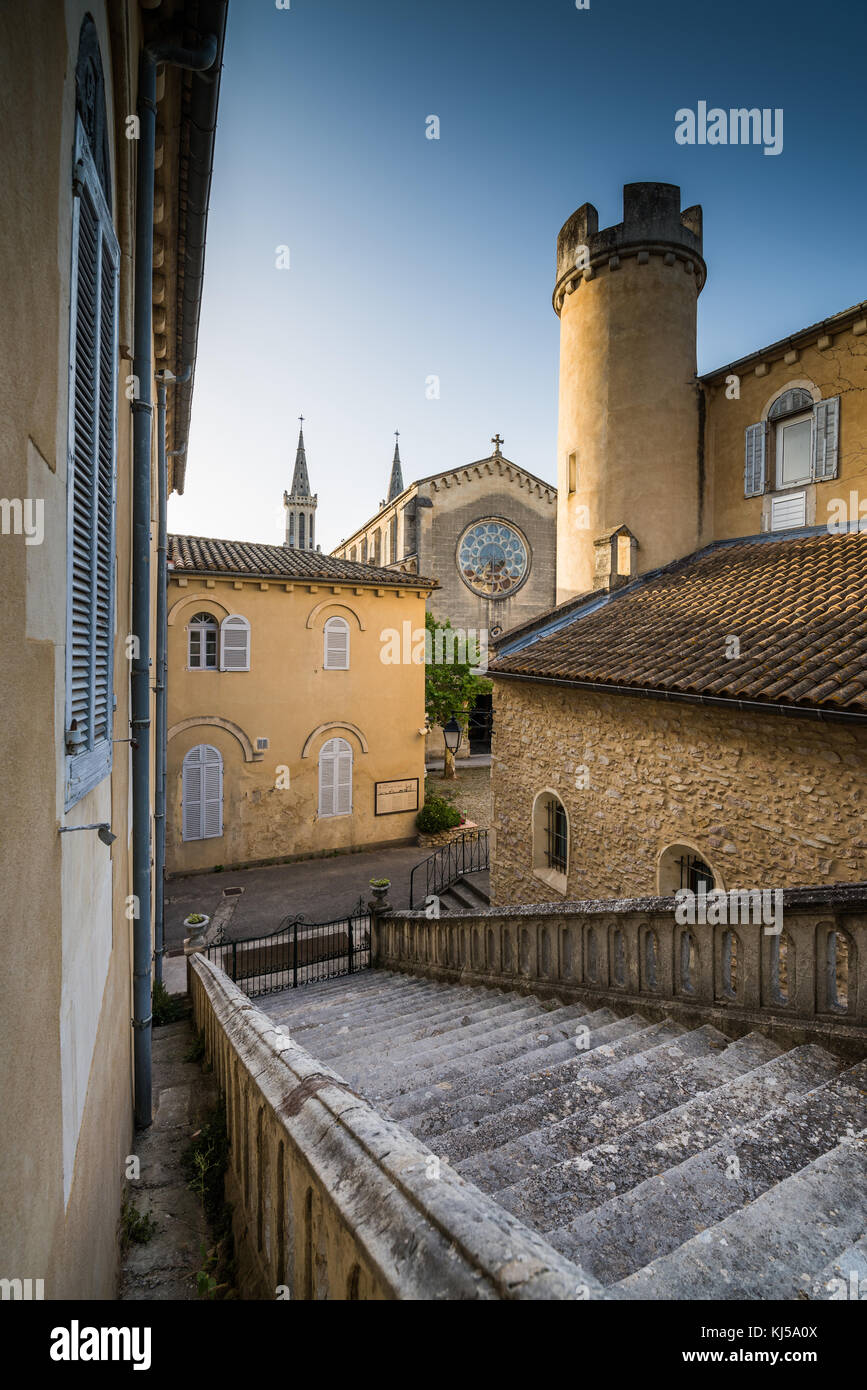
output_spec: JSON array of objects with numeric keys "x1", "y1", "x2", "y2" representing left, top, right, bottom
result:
[
  {"x1": 290, "y1": 418, "x2": 312, "y2": 499},
  {"x1": 387, "y1": 430, "x2": 404, "y2": 502},
  {"x1": 283, "y1": 415, "x2": 317, "y2": 549}
]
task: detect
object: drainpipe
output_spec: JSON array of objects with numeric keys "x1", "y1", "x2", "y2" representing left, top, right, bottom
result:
[
  {"x1": 131, "y1": 29, "x2": 219, "y2": 1129},
  {"x1": 154, "y1": 369, "x2": 190, "y2": 988}
]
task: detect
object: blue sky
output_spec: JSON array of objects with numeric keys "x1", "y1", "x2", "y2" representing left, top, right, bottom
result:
[{"x1": 169, "y1": 0, "x2": 867, "y2": 552}]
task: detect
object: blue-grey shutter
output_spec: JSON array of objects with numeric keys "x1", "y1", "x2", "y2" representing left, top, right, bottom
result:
[
  {"x1": 812, "y1": 397, "x2": 840, "y2": 480},
  {"x1": 744, "y1": 422, "x2": 766, "y2": 498},
  {"x1": 65, "y1": 116, "x2": 119, "y2": 807}
]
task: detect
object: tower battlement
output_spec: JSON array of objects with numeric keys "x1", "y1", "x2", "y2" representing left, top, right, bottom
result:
[{"x1": 555, "y1": 182, "x2": 705, "y2": 312}]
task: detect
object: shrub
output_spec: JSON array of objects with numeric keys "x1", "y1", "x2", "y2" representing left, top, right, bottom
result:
[{"x1": 416, "y1": 796, "x2": 462, "y2": 833}]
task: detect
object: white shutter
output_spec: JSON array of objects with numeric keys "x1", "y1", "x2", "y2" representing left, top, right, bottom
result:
[
  {"x1": 744, "y1": 422, "x2": 766, "y2": 497},
  {"x1": 220, "y1": 614, "x2": 250, "y2": 671},
  {"x1": 335, "y1": 748, "x2": 353, "y2": 814},
  {"x1": 182, "y1": 754, "x2": 203, "y2": 840},
  {"x1": 319, "y1": 737, "x2": 352, "y2": 816},
  {"x1": 813, "y1": 397, "x2": 840, "y2": 480},
  {"x1": 65, "y1": 116, "x2": 119, "y2": 806},
  {"x1": 323, "y1": 617, "x2": 350, "y2": 669},
  {"x1": 202, "y1": 755, "x2": 223, "y2": 839},
  {"x1": 318, "y1": 750, "x2": 336, "y2": 816},
  {"x1": 771, "y1": 491, "x2": 806, "y2": 531}
]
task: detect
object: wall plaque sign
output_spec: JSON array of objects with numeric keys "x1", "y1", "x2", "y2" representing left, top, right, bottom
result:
[{"x1": 375, "y1": 778, "x2": 419, "y2": 816}]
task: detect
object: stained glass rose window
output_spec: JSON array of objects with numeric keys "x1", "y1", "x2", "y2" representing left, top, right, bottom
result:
[{"x1": 458, "y1": 519, "x2": 529, "y2": 597}]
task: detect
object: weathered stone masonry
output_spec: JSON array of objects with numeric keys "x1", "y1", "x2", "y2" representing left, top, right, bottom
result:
[{"x1": 491, "y1": 679, "x2": 867, "y2": 905}]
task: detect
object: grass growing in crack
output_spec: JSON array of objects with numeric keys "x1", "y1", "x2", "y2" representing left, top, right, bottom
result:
[
  {"x1": 182, "y1": 1101, "x2": 237, "y2": 1298},
  {"x1": 120, "y1": 1198, "x2": 158, "y2": 1250},
  {"x1": 184, "y1": 1030, "x2": 206, "y2": 1064},
  {"x1": 152, "y1": 979, "x2": 180, "y2": 1027}
]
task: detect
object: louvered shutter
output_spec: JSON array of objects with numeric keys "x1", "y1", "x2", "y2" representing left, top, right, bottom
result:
[
  {"x1": 743, "y1": 422, "x2": 766, "y2": 497},
  {"x1": 323, "y1": 617, "x2": 350, "y2": 669},
  {"x1": 183, "y1": 745, "x2": 223, "y2": 840},
  {"x1": 65, "y1": 116, "x2": 119, "y2": 806},
  {"x1": 202, "y1": 754, "x2": 223, "y2": 839},
  {"x1": 220, "y1": 615, "x2": 250, "y2": 671},
  {"x1": 182, "y1": 753, "x2": 203, "y2": 840},
  {"x1": 813, "y1": 397, "x2": 840, "y2": 480},
  {"x1": 335, "y1": 746, "x2": 353, "y2": 815},
  {"x1": 318, "y1": 748, "x2": 336, "y2": 816}
]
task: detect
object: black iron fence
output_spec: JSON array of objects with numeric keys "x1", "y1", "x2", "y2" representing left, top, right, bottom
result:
[
  {"x1": 409, "y1": 829, "x2": 489, "y2": 908},
  {"x1": 204, "y1": 900, "x2": 371, "y2": 999}
]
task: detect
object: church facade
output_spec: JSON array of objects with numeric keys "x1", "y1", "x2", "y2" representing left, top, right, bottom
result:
[
  {"x1": 489, "y1": 183, "x2": 867, "y2": 905},
  {"x1": 331, "y1": 435, "x2": 557, "y2": 641}
]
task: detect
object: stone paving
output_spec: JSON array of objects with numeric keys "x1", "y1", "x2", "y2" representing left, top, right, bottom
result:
[{"x1": 118, "y1": 1018, "x2": 217, "y2": 1301}]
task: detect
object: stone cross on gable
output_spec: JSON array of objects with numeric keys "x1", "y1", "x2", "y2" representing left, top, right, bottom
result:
[{"x1": 491, "y1": 433, "x2": 504, "y2": 455}]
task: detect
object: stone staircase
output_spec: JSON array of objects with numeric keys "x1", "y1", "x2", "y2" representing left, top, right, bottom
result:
[
  {"x1": 437, "y1": 870, "x2": 490, "y2": 914},
  {"x1": 258, "y1": 970, "x2": 867, "y2": 1300}
]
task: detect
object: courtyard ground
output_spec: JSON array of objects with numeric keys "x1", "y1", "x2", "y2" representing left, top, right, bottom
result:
[{"x1": 165, "y1": 759, "x2": 491, "y2": 953}]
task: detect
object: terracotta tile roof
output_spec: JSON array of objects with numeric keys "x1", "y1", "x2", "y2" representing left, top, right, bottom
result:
[
  {"x1": 490, "y1": 529, "x2": 867, "y2": 715},
  {"x1": 169, "y1": 534, "x2": 437, "y2": 588}
]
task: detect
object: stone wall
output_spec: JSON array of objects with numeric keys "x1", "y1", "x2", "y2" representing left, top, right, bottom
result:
[
  {"x1": 189, "y1": 954, "x2": 598, "y2": 1300},
  {"x1": 375, "y1": 886, "x2": 867, "y2": 1056},
  {"x1": 491, "y1": 679, "x2": 867, "y2": 905}
]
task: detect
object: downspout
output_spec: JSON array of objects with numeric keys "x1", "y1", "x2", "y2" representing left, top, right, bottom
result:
[
  {"x1": 154, "y1": 369, "x2": 190, "y2": 988},
  {"x1": 131, "y1": 30, "x2": 219, "y2": 1129}
]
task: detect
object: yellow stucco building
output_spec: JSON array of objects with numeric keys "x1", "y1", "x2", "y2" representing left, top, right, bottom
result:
[{"x1": 166, "y1": 535, "x2": 436, "y2": 874}]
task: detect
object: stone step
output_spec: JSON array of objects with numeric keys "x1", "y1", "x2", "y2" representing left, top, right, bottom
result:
[
  {"x1": 495, "y1": 1032, "x2": 785, "y2": 1230},
  {"x1": 546, "y1": 1053, "x2": 859, "y2": 1284},
  {"x1": 437, "y1": 1022, "x2": 744, "y2": 1168},
  {"x1": 260, "y1": 974, "x2": 488, "y2": 1033},
  {"x1": 356, "y1": 1007, "x2": 631, "y2": 1106},
  {"x1": 807, "y1": 1234, "x2": 867, "y2": 1301},
  {"x1": 612, "y1": 1136, "x2": 867, "y2": 1300},
  {"x1": 315, "y1": 991, "x2": 543, "y2": 1062},
  {"x1": 256, "y1": 970, "x2": 429, "y2": 1022},
  {"x1": 454, "y1": 1024, "x2": 738, "y2": 1191},
  {"x1": 337, "y1": 999, "x2": 576, "y2": 1088},
  {"x1": 386, "y1": 1013, "x2": 658, "y2": 1123}
]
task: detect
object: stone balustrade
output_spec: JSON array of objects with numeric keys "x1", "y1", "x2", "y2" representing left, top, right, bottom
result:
[
  {"x1": 374, "y1": 885, "x2": 867, "y2": 1056},
  {"x1": 188, "y1": 953, "x2": 599, "y2": 1300}
]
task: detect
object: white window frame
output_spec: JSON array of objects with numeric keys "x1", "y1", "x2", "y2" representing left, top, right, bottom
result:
[
  {"x1": 187, "y1": 611, "x2": 219, "y2": 670},
  {"x1": 64, "y1": 116, "x2": 120, "y2": 809},
  {"x1": 220, "y1": 614, "x2": 251, "y2": 671},
  {"x1": 182, "y1": 743, "x2": 224, "y2": 841},
  {"x1": 323, "y1": 615, "x2": 350, "y2": 670},
  {"x1": 318, "y1": 736, "x2": 353, "y2": 818},
  {"x1": 774, "y1": 410, "x2": 813, "y2": 490}
]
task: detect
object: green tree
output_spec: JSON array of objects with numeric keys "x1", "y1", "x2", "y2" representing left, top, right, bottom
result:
[{"x1": 424, "y1": 611, "x2": 491, "y2": 778}]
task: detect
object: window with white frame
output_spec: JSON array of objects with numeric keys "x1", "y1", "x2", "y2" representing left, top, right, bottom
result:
[
  {"x1": 182, "y1": 744, "x2": 223, "y2": 840},
  {"x1": 744, "y1": 388, "x2": 840, "y2": 506},
  {"x1": 318, "y1": 737, "x2": 352, "y2": 817},
  {"x1": 188, "y1": 612, "x2": 218, "y2": 669},
  {"x1": 220, "y1": 613, "x2": 251, "y2": 671},
  {"x1": 323, "y1": 615, "x2": 350, "y2": 669},
  {"x1": 64, "y1": 112, "x2": 120, "y2": 808}
]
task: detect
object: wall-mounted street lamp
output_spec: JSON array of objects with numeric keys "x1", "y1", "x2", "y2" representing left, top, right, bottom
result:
[
  {"x1": 443, "y1": 717, "x2": 463, "y2": 756},
  {"x1": 59, "y1": 822, "x2": 117, "y2": 846}
]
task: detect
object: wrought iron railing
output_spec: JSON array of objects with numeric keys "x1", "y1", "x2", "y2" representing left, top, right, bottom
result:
[
  {"x1": 409, "y1": 829, "x2": 489, "y2": 909},
  {"x1": 204, "y1": 897, "x2": 371, "y2": 998}
]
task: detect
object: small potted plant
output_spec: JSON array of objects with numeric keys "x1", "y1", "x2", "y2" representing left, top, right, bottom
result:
[
  {"x1": 183, "y1": 912, "x2": 210, "y2": 939},
  {"x1": 368, "y1": 878, "x2": 390, "y2": 903}
]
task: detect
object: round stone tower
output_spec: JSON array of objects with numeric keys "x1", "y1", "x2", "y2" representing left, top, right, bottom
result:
[{"x1": 554, "y1": 182, "x2": 706, "y2": 600}]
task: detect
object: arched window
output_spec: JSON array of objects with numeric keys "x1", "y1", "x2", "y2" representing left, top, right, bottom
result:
[
  {"x1": 188, "y1": 612, "x2": 218, "y2": 669},
  {"x1": 182, "y1": 745, "x2": 223, "y2": 841},
  {"x1": 531, "y1": 791, "x2": 569, "y2": 893},
  {"x1": 220, "y1": 614, "x2": 250, "y2": 671},
  {"x1": 323, "y1": 616, "x2": 350, "y2": 670},
  {"x1": 318, "y1": 737, "x2": 352, "y2": 817},
  {"x1": 658, "y1": 844, "x2": 716, "y2": 896},
  {"x1": 299, "y1": 513, "x2": 306, "y2": 549}
]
